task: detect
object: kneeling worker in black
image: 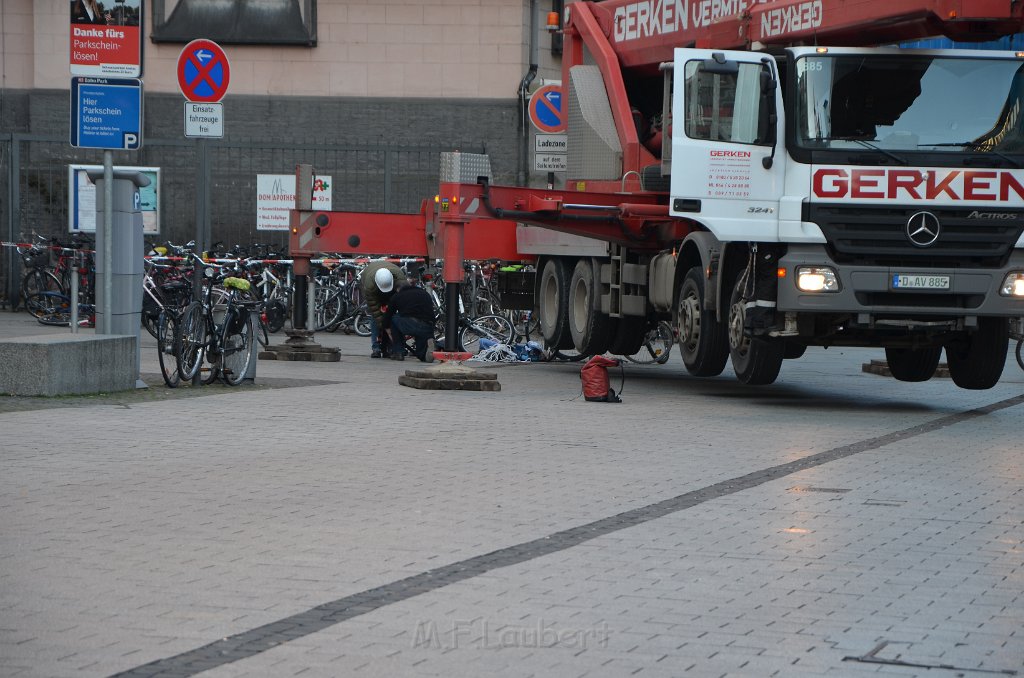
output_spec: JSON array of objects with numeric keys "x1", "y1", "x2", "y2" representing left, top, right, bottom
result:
[{"x1": 382, "y1": 282, "x2": 436, "y2": 362}]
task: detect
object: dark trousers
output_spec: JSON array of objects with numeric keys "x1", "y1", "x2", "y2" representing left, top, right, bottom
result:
[{"x1": 389, "y1": 315, "x2": 433, "y2": 357}]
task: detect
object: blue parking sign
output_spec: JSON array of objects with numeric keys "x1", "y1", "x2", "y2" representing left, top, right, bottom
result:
[{"x1": 70, "y1": 77, "x2": 143, "y2": 150}]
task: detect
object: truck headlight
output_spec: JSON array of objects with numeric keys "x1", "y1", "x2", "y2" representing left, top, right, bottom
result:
[
  {"x1": 796, "y1": 266, "x2": 840, "y2": 292},
  {"x1": 1001, "y1": 272, "x2": 1024, "y2": 297}
]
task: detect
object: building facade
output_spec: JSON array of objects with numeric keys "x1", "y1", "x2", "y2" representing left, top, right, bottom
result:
[{"x1": 1, "y1": 0, "x2": 562, "y2": 276}]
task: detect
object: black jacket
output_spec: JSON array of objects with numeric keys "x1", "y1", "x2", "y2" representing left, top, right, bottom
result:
[{"x1": 382, "y1": 285, "x2": 436, "y2": 326}]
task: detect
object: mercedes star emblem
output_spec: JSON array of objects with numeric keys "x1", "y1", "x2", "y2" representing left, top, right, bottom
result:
[{"x1": 906, "y1": 211, "x2": 941, "y2": 248}]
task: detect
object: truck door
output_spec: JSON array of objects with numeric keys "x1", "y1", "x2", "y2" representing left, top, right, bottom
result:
[{"x1": 670, "y1": 49, "x2": 784, "y2": 242}]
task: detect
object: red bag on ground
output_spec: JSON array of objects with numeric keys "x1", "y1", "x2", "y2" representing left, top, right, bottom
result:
[{"x1": 581, "y1": 355, "x2": 622, "y2": 403}]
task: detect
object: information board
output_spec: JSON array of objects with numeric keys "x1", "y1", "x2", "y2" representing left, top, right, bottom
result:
[
  {"x1": 68, "y1": 164, "x2": 160, "y2": 234},
  {"x1": 70, "y1": 77, "x2": 143, "y2": 150},
  {"x1": 256, "y1": 174, "x2": 332, "y2": 231}
]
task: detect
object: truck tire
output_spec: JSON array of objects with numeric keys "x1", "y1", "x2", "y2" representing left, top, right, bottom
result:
[
  {"x1": 885, "y1": 346, "x2": 941, "y2": 382},
  {"x1": 727, "y1": 271, "x2": 784, "y2": 385},
  {"x1": 946, "y1": 317, "x2": 1008, "y2": 389},
  {"x1": 568, "y1": 259, "x2": 613, "y2": 356},
  {"x1": 538, "y1": 258, "x2": 574, "y2": 350},
  {"x1": 677, "y1": 266, "x2": 728, "y2": 376}
]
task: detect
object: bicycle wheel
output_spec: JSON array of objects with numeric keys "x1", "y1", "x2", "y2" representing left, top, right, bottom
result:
[
  {"x1": 1016, "y1": 338, "x2": 1023, "y2": 372},
  {"x1": 315, "y1": 285, "x2": 346, "y2": 332},
  {"x1": 176, "y1": 302, "x2": 210, "y2": 381},
  {"x1": 353, "y1": 308, "x2": 372, "y2": 336},
  {"x1": 22, "y1": 269, "x2": 63, "y2": 297},
  {"x1": 23, "y1": 291, "x2": 71, "y2": 325},
  {"x1": 220, "y1": 310, "x2": 254, "y2": 386},
  {"x1": 255, "y1": 304, "x2": 271, "y2": 347},
  {"x1": 459, "y1": 314, "x2": 514, "y2": 353},
  {"x1": 264, "y1": 297, "x2": 287, "y2": 333},
  {"x1": 200, "y1": 351, "x2": 221, "y2": 385},
  {"x1": 22, "y1": 272, "x2": 63, "y2": 317},
  {"x1": 141, "y1": 310, "x2": 160, "y2": 339},
  {"x1": 506, "y1": 309, "x2": 540, "y2": 342},
  {"x1": 156, "y1": 310, "x2": 180, "y2": 388},
  {"x1": 625, "y1": 321, "x2": 674, "y2": 365}
]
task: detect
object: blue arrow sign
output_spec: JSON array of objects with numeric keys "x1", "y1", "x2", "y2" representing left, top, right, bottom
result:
[{"x1": 70, "y1": 77, "x2": 143, "y2": 150}]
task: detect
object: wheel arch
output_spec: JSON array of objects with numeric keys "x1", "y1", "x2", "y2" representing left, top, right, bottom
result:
[{"x1": 672, "y1": 232, "x2": 723, "y2": 317}]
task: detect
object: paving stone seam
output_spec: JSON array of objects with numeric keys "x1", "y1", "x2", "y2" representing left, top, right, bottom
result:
[{"x1": 109, "y1": 393, "x2": 1024, "y2": 678}]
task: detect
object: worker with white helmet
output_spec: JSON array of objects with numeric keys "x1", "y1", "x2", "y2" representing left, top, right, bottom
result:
[{"x1": 359, "y1": 260, "x2": 407, "y2": 358}]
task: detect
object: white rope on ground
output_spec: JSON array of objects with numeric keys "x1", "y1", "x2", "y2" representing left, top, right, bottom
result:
[{"x1": 467, "y1": 343, "x2": 526, "y2": 363}]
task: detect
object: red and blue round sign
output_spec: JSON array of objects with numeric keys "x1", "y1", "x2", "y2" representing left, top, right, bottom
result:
[
  {"x1": 177, "y1": 39, "x2": 230, "y2": 103},
  {"x1": 528, "y1": 85, "x2": 565, "y2": 133}
]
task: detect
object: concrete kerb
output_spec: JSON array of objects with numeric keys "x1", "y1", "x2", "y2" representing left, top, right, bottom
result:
[{"x1": 0, "y1": 332, "x2": 136, "y2": 396}]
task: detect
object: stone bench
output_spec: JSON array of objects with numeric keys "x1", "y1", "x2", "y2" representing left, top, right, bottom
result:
[{"x1": 0, "y1": 334, "x2": 136, "y2": 396}]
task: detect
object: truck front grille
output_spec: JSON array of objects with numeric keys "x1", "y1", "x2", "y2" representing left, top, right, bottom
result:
[{"x1": 806, "y1": 204, "x2": 1024, "y2": 268}]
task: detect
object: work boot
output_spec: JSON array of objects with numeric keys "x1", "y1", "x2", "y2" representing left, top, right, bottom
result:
[
  {"x1": 371, "y1": 349, "x2": 382, "y2": 359},
  {"x1": 389, "y1": 352, "x2": 405, "y2": 361},
  {"x1": 419, "y1": 339, "x2": 435, "y2": 363}
]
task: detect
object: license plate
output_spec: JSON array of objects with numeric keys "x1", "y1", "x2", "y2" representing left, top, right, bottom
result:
[{"x1": 892, "y1": 274, "x2": 950, "y2": 290}]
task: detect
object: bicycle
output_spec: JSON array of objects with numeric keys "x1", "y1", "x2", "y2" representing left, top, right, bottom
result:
[
  {"x1": 460, "y1": 260, "x2": 501, "y2": 317},
  {"x1": 175, "y1": 262, "x2": 256, "y2": 387},
  {"x1": 247, "y1": 256, "x2": 291, "y2": 333},
  {"x1": 624, "y1": 320, "x2": 674, "y2": 365},
  {"x1": 21, "y1": 289, "x2": 95, "y2": 327},
  {"x1": 21, "y1": 248, "x2": 97, "y2": 327},
  {"x1": 156, "y1": 306, "x2": 182, "y2": 387},
  {"x1": 314, "y1": 261, "x2": 360, "y2": 332},
  {"x1": 422, "y1": 272, "x2": 514, "y2": 352},
  {"x1": 18, "y1": 238, "x2": 61, "y2": 314},
  {"x1": 142, "y1": 255, "x2": 193, "y2": 339}
]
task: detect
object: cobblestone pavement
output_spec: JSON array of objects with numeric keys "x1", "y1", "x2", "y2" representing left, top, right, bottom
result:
[{"x1": 1, "y1": 310, "x2": 1022, "y2": 677}]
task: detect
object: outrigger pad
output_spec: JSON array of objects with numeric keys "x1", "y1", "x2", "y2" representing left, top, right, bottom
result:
[{"x1": 398, "y1": 364, "x2": 500, "y2": 391}]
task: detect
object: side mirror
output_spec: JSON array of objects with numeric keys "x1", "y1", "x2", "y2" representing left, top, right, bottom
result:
[
  {"x1": 701, "y1": 53, "x2": 739, "y2": 76},
  {"x1": 758, "y1": 62, "x2": 779, "y2": 168}
]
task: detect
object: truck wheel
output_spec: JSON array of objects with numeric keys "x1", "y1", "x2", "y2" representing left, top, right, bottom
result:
[
  {"x1": 568, "y1": 259, "x2": 613, "y2": 356},
  {"x1": 946, "y1": 317, "x2": 1008, "y2": 389},
  {"x1": 677, "y1": 266, "x2": 728, "y2": 376},
  {"x1": 885, "y1": 346, "x2": 941, "y2": 382},
  {"x1": 727, "y1": 271, "x2": 784, "y2": 385},
  {"x1": 538, "y1": 258, "x2": 574, "y2": 350}
]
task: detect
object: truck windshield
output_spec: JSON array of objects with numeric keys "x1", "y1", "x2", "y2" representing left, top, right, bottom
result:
[{"x1": 795, "y1": 54, "x2": 1024, "y2": 154}]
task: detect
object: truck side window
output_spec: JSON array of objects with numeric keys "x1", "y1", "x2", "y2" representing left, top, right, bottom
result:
[{"x1": 684, "y1": 61, "x2": 765, "y2": 145}]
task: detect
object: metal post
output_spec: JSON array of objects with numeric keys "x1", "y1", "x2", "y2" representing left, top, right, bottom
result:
[
  {"x1": 192, "y1": 254, "x2": 202, "y2": 386},
  {"x1": 469, "y1": 264, "x2": 478, "y2": 318},
  {"x1": 445, "y1": 282, "x2": 460, "y2": 351},
  {"x1": 6, "y1": 135, "x2": 21, "y2": 309},
  {"x1": 291, "y1": 163, "x2": 313, "y2": 332},
  {"x1": 102, "y1": 151, "x2": 113, "y2": 335},
  {"x1": 292, "y1": 272, "x2": 307, "y2": 329},
  {"x1": 192, "y1": 139, "x2": 207, "y2": 392},
  {"x1": 307, "y1": 275, "x2": 316, "y2": 333},
  {"x1": 195, "y1": 139, "x2": 209, "y2": 256},
  {"x1": 70, "y1": 251, "x2": 79, "y2": 334},
  {"x1": 383, "y1": 150, "x2": 393, "y2": 212}
]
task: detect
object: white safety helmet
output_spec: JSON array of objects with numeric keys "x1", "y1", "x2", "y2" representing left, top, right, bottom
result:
[{"x1": 374, "y1": 267, "x2": 394, "y2": 293}]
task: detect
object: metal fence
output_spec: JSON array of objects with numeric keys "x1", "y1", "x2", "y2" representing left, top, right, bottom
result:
[{"x1": 1, "y1": 133, "x2": 485, "y2": 307}]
